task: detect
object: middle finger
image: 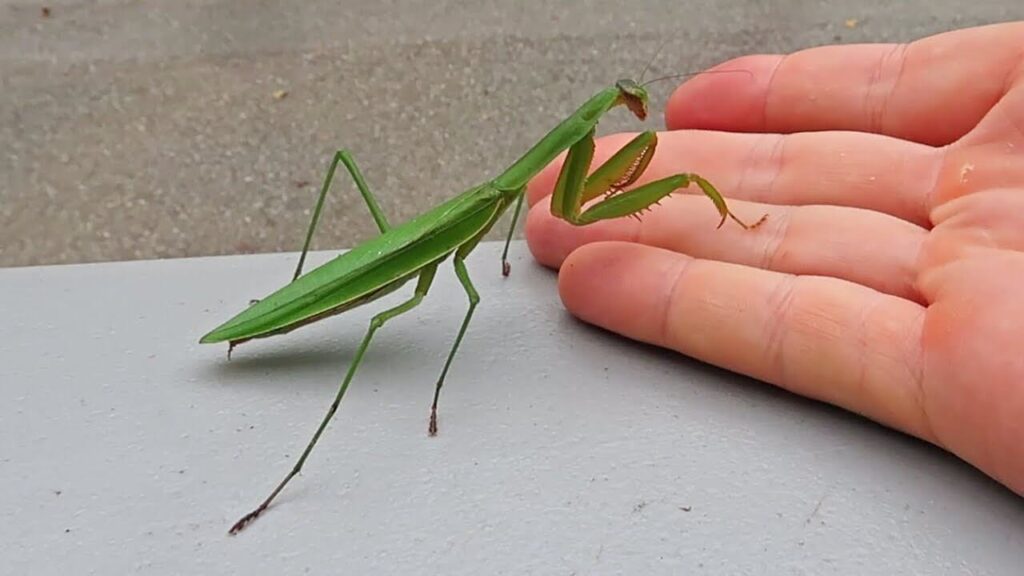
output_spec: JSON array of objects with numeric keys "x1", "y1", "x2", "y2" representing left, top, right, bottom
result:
[{"x1": 527, "y1": 193, "x2": 928, "y2": 302}]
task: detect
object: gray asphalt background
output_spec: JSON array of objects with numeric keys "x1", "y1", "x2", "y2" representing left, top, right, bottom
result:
[{"x1": 2, "y1": 1, "x2": 1023, "y2": 267}]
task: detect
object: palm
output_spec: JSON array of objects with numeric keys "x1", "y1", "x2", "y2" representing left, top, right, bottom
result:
[
  {"x1": 524, "y1": 23, "x2": 1024, "y2": 496},
  {"x1": 918, "y1": 114, "x2": 1024, "y2": 493}
]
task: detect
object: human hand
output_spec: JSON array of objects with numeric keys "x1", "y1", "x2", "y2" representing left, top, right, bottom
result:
[{"x1": 524, "y1": 22, "x2": 1024, "y2": 496}]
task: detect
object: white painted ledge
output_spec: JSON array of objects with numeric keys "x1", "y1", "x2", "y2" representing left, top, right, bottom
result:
[{"x1": 2, "y1": 241, "x2": 1021, "y2": 574}]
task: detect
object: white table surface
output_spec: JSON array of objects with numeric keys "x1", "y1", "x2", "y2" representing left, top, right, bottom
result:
[{"x1": 3, "y1": 241, "x2": 1022, "y2": 574}]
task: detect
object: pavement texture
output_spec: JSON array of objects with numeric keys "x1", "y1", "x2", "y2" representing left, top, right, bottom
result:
[{"x1": 2, "y1": 1, "x2": 1023, "y2": 267}]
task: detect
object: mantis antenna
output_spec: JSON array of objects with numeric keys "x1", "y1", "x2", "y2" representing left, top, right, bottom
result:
[
  {"x1": 641, "y1": 68, "x2": 755, "y2": 88},
  {"x1": 637, "y1": 39, "x2": 670, "y2": 85},
  {"x1": 633, "y1": 38, "x2": 754, "y2": 88}
]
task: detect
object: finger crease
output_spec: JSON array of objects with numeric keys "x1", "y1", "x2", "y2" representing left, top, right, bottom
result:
[
  {"x1": 761, "y1": 133, "x2": 787, "y2": 206},
  {"x1": 761, "y1": 204, "x2": 793, "y2": 271},
  {"x1": 909, "y1": 307, "x2": 940, "y2": 447},
  {"x1": 998, "y1": 44, "x2": 1024, "y2": 98},
  {"x1": 997, "y1": 96, "x2": 1024, "y2": 146},
  {"x1": 854, "y1": 292, "x2": 882, "y2": 406},
  {"x1": 762, "y1": 274, "x2": 799, "y2": 385},
  {"x1": 660, "y1": 256, "x2": 695, "y2": 348},
  {"x1": 762, "y1": 54, "x2": 789, "y2": 130},
  {"x1": 870, "y1": 43, "x2": 910, "y2": 135},
  {"x1": 923, "y1": 145, "x2": 950, "y2": 224}
]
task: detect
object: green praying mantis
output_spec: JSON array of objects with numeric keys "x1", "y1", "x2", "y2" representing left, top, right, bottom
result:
[{"x1": 201, "y1": 73, "x2": 767, "y2": 534}]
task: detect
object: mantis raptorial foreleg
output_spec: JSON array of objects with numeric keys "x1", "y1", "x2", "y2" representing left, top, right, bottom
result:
[
  {"x1": 229, "y1": 262, "x2": 439, "y2": 534},
  {"x1": 293, "y1": 150, "x2": 393, "y2": 281},
  {"x1": 428, "y1": 254, "x2": 480, "y2": 436},
  {"x1": 552, "y1": 130, "x2": 766, "y2": 229}
]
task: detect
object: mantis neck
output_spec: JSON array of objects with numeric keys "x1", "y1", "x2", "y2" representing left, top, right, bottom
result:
[{"x1": 491, "y1": 86, "x2": 621, "y2": 191}]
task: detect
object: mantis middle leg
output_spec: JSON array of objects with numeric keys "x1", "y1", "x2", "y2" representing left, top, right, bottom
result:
[{"x1": 293, "y1": 150, "x2": 393, "y2": 281}]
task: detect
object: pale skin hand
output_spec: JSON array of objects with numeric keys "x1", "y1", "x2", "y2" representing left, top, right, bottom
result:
[{"x1": 524, "y1": 22, "x2": 1024, "y2": 496}]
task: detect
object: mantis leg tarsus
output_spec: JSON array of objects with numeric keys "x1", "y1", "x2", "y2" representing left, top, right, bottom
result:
[
  {"x1": 428, "y1": 255, "x2": 479, "y2": 436},
  {"x1": 228, "y1": 264, "x2": 438, "y2": 535},
  {"x1": 730, "y1": 211, "x2": 769, "y2": 230},
  {"x1": 690, "y1": 174, "x2": 768, "y2": 230},
  {"x1": 292, "y1": 150, "x2": 392, "y2": 282}
]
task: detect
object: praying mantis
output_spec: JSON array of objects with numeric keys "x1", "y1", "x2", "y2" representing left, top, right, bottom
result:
[{"x1": 201, "y1": 74, "x2": 766, "y2": 534}]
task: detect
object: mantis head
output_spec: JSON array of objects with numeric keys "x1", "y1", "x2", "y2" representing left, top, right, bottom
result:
[{"x1": 615, "y1": 79, "x2": 649, "y2": 121}]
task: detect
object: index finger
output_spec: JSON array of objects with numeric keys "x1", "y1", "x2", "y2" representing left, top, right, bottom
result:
[{"x1": 667, "y1": 22, "x2": 1024, "y2": 146}]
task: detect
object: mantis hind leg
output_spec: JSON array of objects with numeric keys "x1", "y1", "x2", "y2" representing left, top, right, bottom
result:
[
  {"x1": 428, "y1": 253, "x2": 480, "y2": 436},
  {"x1": 292, "y1": 150, "x2": 393, "y2": 281},
  {"x1": 229, "y1": 263, "x2": 438, "y2": 534},
  {"x1": 550, "y1": 130, "x2": 766, "y2": 229}
]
